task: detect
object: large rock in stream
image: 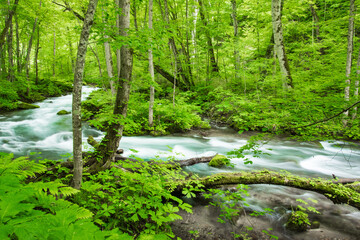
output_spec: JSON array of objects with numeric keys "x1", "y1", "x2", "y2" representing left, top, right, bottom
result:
[{"x1": 17, "y1": 102, "x2": 40, "y2": 109}]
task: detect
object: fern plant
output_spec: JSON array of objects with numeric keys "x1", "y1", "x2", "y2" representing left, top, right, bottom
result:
[{"x1": 0, "y1": 153, "x2": 128, "y2": 240}]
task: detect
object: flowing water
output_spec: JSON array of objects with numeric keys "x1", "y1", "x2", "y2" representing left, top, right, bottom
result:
[{"x1": 1, "y1": 87, "x2": 360, "y2": 239}]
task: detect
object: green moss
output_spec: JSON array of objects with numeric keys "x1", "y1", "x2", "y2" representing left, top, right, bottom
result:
[
  {"x1": 208, "y1": 154, "x2": 230, "y2": 168},
  {"x1": 57, "y1": 110, "x2": 71, "y2": 115},
  {"x1": 17, "y1": 102, "x2": 40, "y2": 109},
  {"x1": 286, "y1": 211, "x2": 310, "y2": 232}
]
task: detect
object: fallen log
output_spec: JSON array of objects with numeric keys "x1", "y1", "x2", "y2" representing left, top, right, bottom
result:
[{"x1": 171, "y1": 170, "x2": 360, "y2": 210}]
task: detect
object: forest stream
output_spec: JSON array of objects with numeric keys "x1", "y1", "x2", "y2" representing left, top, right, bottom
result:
[{"x1": 1, "y1": 87, "x2": 360, "y2": 239}]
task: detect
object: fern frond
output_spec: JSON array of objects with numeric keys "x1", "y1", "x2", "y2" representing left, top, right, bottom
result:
[{"x1": 0, "y1": 154, "x2": 46, "y2": 179}]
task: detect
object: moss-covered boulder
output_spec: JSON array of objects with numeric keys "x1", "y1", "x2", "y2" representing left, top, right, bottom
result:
[
  {"x1": 285, "y1": 211, "x2": 310, "y2": 232},
  {"x1": 17, "y1": 102, "x2": 40, "y2": 109},
  {"x1": 208, "y1": 154, "x2": 230, "y2": 168},
  {"x1": 57, "y1": 110, "x2": 71, "y2": 115}
]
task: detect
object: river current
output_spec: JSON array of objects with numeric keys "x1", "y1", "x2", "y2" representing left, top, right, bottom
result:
[{"x1": 1, "y1": 87, "x2": 360, "y2": 239}]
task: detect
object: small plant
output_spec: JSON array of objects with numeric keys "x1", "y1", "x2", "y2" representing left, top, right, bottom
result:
[{"x1": 286, "y1": 198, "x2": 320, "y2": 232}]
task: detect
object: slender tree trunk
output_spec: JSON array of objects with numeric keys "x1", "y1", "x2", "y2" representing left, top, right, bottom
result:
[
  {"x1": 67, "y1": 28, "x2": 75, "y2": 73},
  {"x1": 0, "y1": 0, "x2": 19, "y2": 48},
  {"x1": 160, "y1": 0, "x2": 192, "y2": 89},
  {"x1": 198, "y1": 0, "x2": 219, "y2": 73},
  {"x1": 148, "y1": 0, "x2": 155, "y2": 128},
  {"x1": 116, "y1": 0, "x2": 121, "y2": 78},
  {"x1": 231, "y1": 0, "x2": 239, "y2": 81},
  {"x1": 53, "y1": 30, "x2": 56, "y2": 77},
  {"x1": 93, "y1": 0, "x2": 133, "y2": 171},
  {"x1": 7, "y1": 0, "x2": 14, "y2": 82},
  {"x1": 344, "y1": 0, "x2": 355, "y2": 122},
  {"x1": 15, "y1": 15, "x2": 20, "y2": 73},
  {"x1": 103, "y1": 38, "x2": 116, "y2": 94},
  {"x1": 309, "y1": 3, "x2": 320, "y2": 42},
  {"x1": 271, "y1": 0, "x2": 293, "y2": 89},
  {"x1": 353, "y1": 41, "x2": 360, "y2": 120},
  {"x1": 25, "y1": 18, "x2": 38, "y2": 94},
  {"x1": 72, "y1": 0, "x2": 98, "y2": 190},
  {"x1": 34, "y1": 24, "x2": 40, "y2": 85},
  {"x1": 89, "y1": 44, "x2": 103, "y2": 77}
]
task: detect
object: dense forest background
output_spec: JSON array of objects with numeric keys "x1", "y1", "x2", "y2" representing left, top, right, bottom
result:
[{"x1": 1, "y1": 0, "x2": 360, "y2": 140}]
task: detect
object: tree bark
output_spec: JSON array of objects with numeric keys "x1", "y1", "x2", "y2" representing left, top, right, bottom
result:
[
  {"x1": 148, "y1": 0, "x2": 155, "y2": 127},
  {"x1": 0, "y1": 0, "x2": 19, "y2": 48},
  {"x1": 53, "y1": 30, "x2": 56, "y2": 77},
  {"x1": 344, "y1": 0, "x2": 355, "y2": 122},
  {"x1": 198, "y1": 0, "x2": 219, "y2": 73},
  {"x1": 271, "y1": 0, "x2": 293, "y2": 89},
  {"x1": 89, "y1": 44, "x2": 103, "y2": 77},
  {"x1": 15, "y1": 14, "x2": 20, "y2": 73},
  {"x1": 91, "y1": 0, "x2": 133, "y2": 171},
  {"x1": 104, "y1": 38, "x2": 116, "y2": 95},
  {"x1": 172, "y1": 170, "x2": 360, "y2": 210},
  {"x1": 309, "y1": 3, "x2": 320, "y2": 42},
  {"x1": 25, "y1": 17, "x2": 38, "y2": 95},
  {"x1": 115, "y1": 0, "x2": 121, "y2": 78},
  {"x1": 353, "y1": 42, "x2": 360, "y2": 120},
  {"x1": 34, "y1": 24, "x2": 40, "y2": 85},
  {"x1": 72, "y1": 0, "x2": 98, "y2": 190},
  {"x1": 7, "y1": 0, "x2": 14, "y2": 82},
  {"x1": 231, "y1": 0, "x2": 239, "y2": 81}
]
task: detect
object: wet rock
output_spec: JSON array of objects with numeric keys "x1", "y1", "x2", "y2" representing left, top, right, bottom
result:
[
  {"x1": 310, "y1": 221, "x2": 320, "y2": 229},
  {"x1": 57, "y1": 110, "x2": 71, "y2": 115},
  {"x1": 17, "y1": 102, "x2": 40, "y2": 109},
  {"x1": 208, "y1": 154, "x2": 230, "y2": 167}
]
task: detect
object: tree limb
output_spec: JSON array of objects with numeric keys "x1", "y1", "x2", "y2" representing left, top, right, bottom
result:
[
  {"x1": 52, "y1": 1, "x2": 85, "y2": 21},
  {"x1": 290, "y1": 100, "x2": 360, "y2": 129},
  {"x1": 172, "y1": 170, "x2": 360, "y2": 210}
]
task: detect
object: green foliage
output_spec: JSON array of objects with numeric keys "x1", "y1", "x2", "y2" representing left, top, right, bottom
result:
[
  {"x1": 0, "y1": 153, "x2": 125, "y2": 239},
  {"x1": 82, "y1": 89, "x2": 209, "y2": 135},
  {"x1": 227, "y1": 134, "x2": 271, "y2": 165},
  {"x1": 203, "y1": 184, "x2": 250, "y2": 225},
  {"x1": 73, "y1": 158, "x2": 192, "y2": 237},
  {"x1": 286, "y1": 211, "x2": 310, "y2": 232}
]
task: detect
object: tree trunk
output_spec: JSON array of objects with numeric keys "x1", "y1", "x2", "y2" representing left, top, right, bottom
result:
[
  {"x1": 353, "y1": 42, "x2": 360, "y2": 120},
  {"x1": 344, "y1": 0, "x2": 355, "y2": 122},
  {"x1": 67, "y1": 28, "x2": 75, "y2": 73},
  {"x1": 25, "y1": 18, "x2": 38, "y2": 95},
  {"x1": 148, "y1": 0, "x2": 155, "y2": 128},
  {"x1": 53, "y1": 30, "x2": 56, "y2": 77},
  {"x1": 103, "y1": 38, "x2": 116, "y2": 95},
  {"x1": 161, "y1": 0, "x2": 193, "y2": 90},
  {"x1": 0, "y1": 0, "x2": 19, "y2": 48},
  {"x1": 115, "y1": 0, "x2": 121, "y2": 78},
  {"x1": 198, "y1": 0, "x2": 219, "y2": 73},
  {"x1": 91, "y1": 0, "x2": 133, "y2": 171},
  {"x1": 72, "y1": 0, "x2": 98, "y2": 190},
  {"x1": 271, "y1": 0, "x2": 293, "y2": 89},
  {"x1": 89, "y1": 44, "x2": 103, "y2": 77},
  {"x1": 172, "y1": 170, "x2": 360, "y2": 210},
  {"x1": 309, "y1": 3, "x2": 320, "y2": 42},
  {"x1": 15, "y1": 14, "x2": 20, "y2": 73},
  {"x1": 231, "y1": 0, "x2": 239, "y2": 81},
  {"x1": 7, "y1": 0, "x2": 14, "y2": 82},
  {"x1": 34, "y1": 24, "x2": 40, "y2": 85}
]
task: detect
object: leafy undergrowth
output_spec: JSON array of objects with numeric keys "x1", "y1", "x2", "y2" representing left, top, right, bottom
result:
[
  {"x1": 0, "y1": 153, "x2": 128, "y2": 239},
  {"x1": 191, "y1": 86, "x2": 360, "y2": 140},
  {"x1": 0, "y1": 77, "x2": 72, "y2": 111},
  {"x1": 82, "y1": 89, "x2": 210, "y2": 136}
]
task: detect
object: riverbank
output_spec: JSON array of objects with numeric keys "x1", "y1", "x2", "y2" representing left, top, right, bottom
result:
[{"x1": 0, "y1": 78, "x2": 72, "y2": 112}]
